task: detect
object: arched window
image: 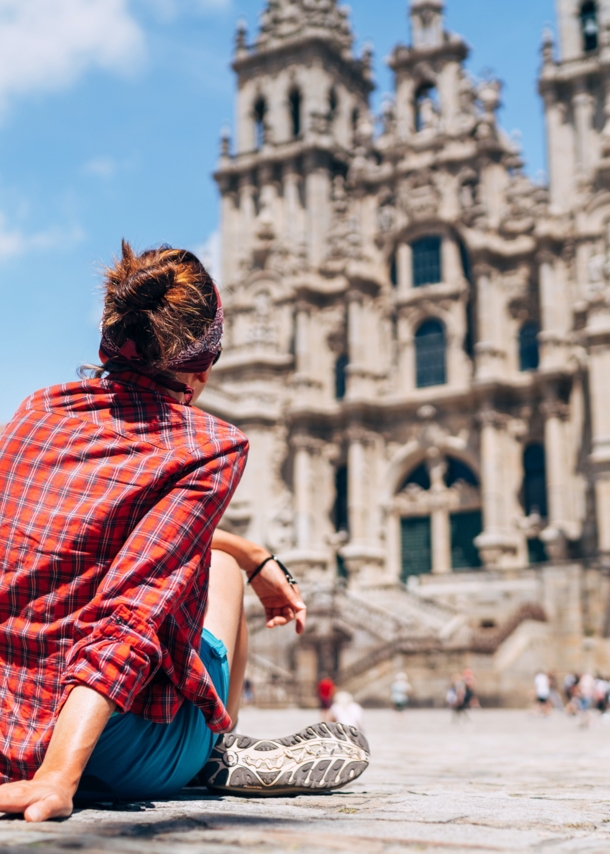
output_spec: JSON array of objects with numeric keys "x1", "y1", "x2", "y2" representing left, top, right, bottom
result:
[
  {"x1": 415, "y1": 318, "x2": 447, "y2": 388},
  {"x1": 333, "y1": 465, "x2": 349, "y2": 533},
  {"x1": 519, "y1": 322, "x2": 540, "y2": 371},
  {"x1": 253, "y1": 96, "x2": 267, "y2": 149},
  {"x1": 335, "y1": 353, "x2": 349, "y2": 400},
  {"x1": 415, "y1": 84, "x2": 439, "y2": 132},
  {"x1": 328, "y1": 87, "x2": 338, "y2": 124},
  {"x1": 581, "y1": 1, "x2": 598, "y2": 52},
  {"x1": 401, "y1": 462, "x2": 431, "y2": 491},
  {"x1": 445, "y1": 457, "x2": 479, "y2": 488},
  {"x1": 351, "y1": 107, "x2": 359, "y2": 141},
  {"x1": 289, "y1": 89, "x2": 302, "y2": 138},
  {"x1": 412, "y1": 235, "x2": 442, "y2": 287},
  {"x1": 389, "y1": 253, "x2": 398, "y2": 288},
  {"x1": 523, "y1": 444, "x2": 548, "y2": 518}
]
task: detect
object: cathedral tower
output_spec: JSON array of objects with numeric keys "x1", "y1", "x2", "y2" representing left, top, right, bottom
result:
[{"x1": 201, "y1": 0, "x2": 610, "y2": 707}]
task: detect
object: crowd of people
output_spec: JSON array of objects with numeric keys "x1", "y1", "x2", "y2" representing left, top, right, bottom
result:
[{"x1": 533, "y1": 670, "x2": 610, "y2": 725}]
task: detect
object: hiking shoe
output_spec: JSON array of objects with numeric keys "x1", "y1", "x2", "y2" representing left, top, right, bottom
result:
[{"x1": 199, "y1": 721, "x2": 370, "y2": 796}]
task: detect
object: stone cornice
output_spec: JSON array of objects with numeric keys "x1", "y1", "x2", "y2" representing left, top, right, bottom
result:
[{"x1": 387, "y1": 34, "x2": 469, "y2": 72}]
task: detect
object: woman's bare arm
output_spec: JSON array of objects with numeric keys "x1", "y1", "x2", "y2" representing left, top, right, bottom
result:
[
  {"x1": 211, "y1": 528, "x2": 269, "y2": 574},
  {"x1": 0, "y1": 686, "x2": 115, "y2": 822},
  {"x1": 211, "y1": 529, "x2": 306, "y2": 634}
]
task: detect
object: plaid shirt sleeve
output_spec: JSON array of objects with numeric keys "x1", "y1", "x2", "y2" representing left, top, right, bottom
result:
[{"x1": 62, "y1": 438, "x2": 247, "y2": 728}]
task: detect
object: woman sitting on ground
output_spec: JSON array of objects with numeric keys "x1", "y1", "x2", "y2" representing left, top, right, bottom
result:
[{"x1": 0, "y1": 242, "x2": 369, "y2": 822}]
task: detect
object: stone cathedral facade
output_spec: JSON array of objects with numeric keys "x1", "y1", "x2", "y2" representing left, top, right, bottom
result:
[{"x1": 202, "y1": 0, "x2": 610, "y2": 706}]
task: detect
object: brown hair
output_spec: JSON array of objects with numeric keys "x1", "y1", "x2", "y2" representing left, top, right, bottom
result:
[{"x1": 98, "y1": 240, "x2": 217, "y2": 372}]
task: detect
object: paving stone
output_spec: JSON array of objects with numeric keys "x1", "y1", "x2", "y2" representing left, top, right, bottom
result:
[{"x1": 2, "y1": 709, "x2": 610, "y2": 853}]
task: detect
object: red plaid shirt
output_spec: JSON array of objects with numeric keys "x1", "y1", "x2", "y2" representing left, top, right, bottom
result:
[{"x1": 0, "y1": 372, "x2": 248, "y2": 783}]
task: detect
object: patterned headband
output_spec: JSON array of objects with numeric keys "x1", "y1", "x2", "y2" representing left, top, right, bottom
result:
[{"x1": 98, "y1": 285, "x2": 223, "y2": 404}]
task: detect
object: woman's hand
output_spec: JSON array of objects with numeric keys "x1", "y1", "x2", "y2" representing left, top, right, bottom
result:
[
  {"x1": 0, "y1": 774, "x2": 74, "y2": 822},
  {"x1": 0, "y1": 685, "x2": 115, "y2": 822},
  {"x1": 248, "y1": 559, "x2": 307, "y2": 635},
  {"x1": 211, "y1": 529, "x2": 307, "y2": 634}
]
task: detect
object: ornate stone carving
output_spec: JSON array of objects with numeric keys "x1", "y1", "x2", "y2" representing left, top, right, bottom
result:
[{"x1": 399, "y1": 170, "x2": 440, "y2": 220}]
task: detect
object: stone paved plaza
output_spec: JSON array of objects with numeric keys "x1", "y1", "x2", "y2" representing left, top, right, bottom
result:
[{"x1": 2, "y1": 708, "x2": 610, "y2": 853}]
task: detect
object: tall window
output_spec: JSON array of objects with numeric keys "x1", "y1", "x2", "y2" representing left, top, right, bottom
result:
[
  {"x1": 523, "y1": 444, "x2": 548, "y2": 519},
  {"x1": 335, "y1": 353, "x2": 349, "y2": 400},
  {"x1": 519, "y1": 322, "x2": 540, "y2": 371},
  {"x1": 415, "y1": 319, "x2": 447, "y2": 388},
  {"x1": 412, "y1": 235, "x2": 442, "y2": 287},
  {"x1": 389, "y1": 253, "x2": 398, "y2": 288},
  {"x1": 289, "y1": 89, "x2": 302, "y2": 138},
  {"x1": 581, "y1": 1, "x2": 598, "y2": 52},
  {"x1": 328, "y1": 87, "x2": 338, "y2": 124},
  {"x1": 415, "y1": 84, "x2": 439, "y2": 132},
  {"x1": 254, "y1": 97, "x2": 267, "y2": 149},
  {"x1": 401, "y1": 517, "x2": 432, "y2": 579},
  {"x1": 333, "y1": 465, "x2": 349, "y2": 533},
  {"x1": 450, "y1": 510, "x2": 483, "y2": 570}
]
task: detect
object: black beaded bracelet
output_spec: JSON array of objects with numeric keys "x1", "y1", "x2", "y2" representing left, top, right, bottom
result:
[{"x1": 247, "y1": 554, "x2": 298, "y2": 586}]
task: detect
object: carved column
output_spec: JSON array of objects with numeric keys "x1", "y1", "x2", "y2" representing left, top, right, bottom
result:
[
  {"x1": 347, "y1": 429, "x2": 367, "y2": 542},
  {"x1": 294, "y1": 301, "x2": 311, "y2": 377},
  {"x1": 305, "y1": 151, "x2": 331, "y2": 269},
  {"x1": 474, "y1": 262, "x2": 505, "y2": 379},
  {"x1": 585, "y1": 295, "x2": 610, "y2": 554},
  {"x1": 429, "y1": 454, "x2": 451, "y2": 574},
  {"x1": 238, "y1": 172, "x2": 256, "y2": 248},
  {"x1": 573, "y1": 82, "x2": 593, "y2": 176},
  {"x1": 541, "y1": 393, "x2": 570, "y2": 560},
  {"x1": 441, "y1": 237, "x2": 462, "y2": 285},
  {"x1": 397, "y1": 243, "x2": 413, "y2": 294},
  {"x1": 293, "y1": 434, "x2": 315, "y2": 551},
  {"x1": 475, "y1": 409, "x2": 519, "y2": 568},
  {"x1": 218, "y1": 174, "x2": 237, "y2": 286},
  {"x1": 283, "y1": 160, "x2": 301, "y2": 251}
]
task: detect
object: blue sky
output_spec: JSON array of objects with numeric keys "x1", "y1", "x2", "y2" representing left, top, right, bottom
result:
[{"x1": 0, "y1": 0, "x2": 554, "y2": 423}]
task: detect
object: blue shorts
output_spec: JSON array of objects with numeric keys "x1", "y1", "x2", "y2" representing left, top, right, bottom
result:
[{"x1": 77, "y1": 629, "x2": 229, "y2": 802}]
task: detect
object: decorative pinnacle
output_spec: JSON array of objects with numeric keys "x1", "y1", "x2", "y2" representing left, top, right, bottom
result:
[
  {"x1": 541, "y1": 25, "x2": 554, "y2": 64},
  {"x1": 235, "y1": 17, "x2": 248, "y2": 51}
]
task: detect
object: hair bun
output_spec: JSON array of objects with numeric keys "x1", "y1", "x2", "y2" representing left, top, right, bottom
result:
[{"x1": 114, "y1": 267, "x2": 173, "y2": 315}]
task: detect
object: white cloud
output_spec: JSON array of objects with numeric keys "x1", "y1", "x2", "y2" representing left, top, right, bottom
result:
[
  {"x1": 0, "y1": 212, "x2": 84, "y2": 261},
  {"x1": 0, "y1": 0, "x2": 145, "y2": 113},
  {"x1": 195, "y1": 230, "x2": 222, "y2": 287},
  {"x1": 82, "y1": 156, "x2": 117, "y2": 180},
  {"x1": 141, "y1": 0, "x2": 230, "y2": 20}
]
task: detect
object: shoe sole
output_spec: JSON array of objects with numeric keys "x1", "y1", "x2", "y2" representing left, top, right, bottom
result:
[{"x1": 201, "y1": 721, "x2": 370, "y2": 796}]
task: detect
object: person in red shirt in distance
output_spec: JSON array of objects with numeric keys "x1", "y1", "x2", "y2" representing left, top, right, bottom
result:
[{"x1": 0, "y1": 242, "x2": 369, "y2": 821}]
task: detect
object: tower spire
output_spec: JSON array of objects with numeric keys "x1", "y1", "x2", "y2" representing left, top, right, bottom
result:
[
  {"x1": 256, "y1": 0, "x2": 353, "y2": 53},
  {"x1": 410, "y1": 0, "x2": 445, "y2": 49}
]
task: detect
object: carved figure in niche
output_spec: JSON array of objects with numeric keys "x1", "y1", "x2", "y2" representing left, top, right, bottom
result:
[
  {"x1": 326, "y1": 175, "x2": 362, "y2": 261},
  {"x1": 266, "y1": 491, "x2": 295, "y2": 553},
  {"x1": 247, "y1": 288, "x2": 277, "y2": 346},
  {"x1": 458, "y1": 73, "x2": 477, "y2": 124},
  {"x1": 399, "y1": 169, "x2": 440, "y2": 220}
]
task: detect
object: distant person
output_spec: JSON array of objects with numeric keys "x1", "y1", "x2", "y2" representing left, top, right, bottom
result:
[
  {"x1": 533, "y1": 672, "x2": 552, "y2": 716},
  {"x1": 460, "y1": 668, "x2": 479, "y2": 710},
  {"x1": 390, "y1": 672, "x2": 412, "y2": 711},
  {"x1": 563, "y1": 673, "x2": 578, "y2": 708},
  {"x1": 317, "y1": 676, "x2": 336, "y2": 717},
  {"x1": 548, "y1": 673, "x2": 564, "y2": 711},
  {"x1": 577, "y1": 673, "x2": 595, "y2": 728},
  {"x1": 328, "y1": 692, "x2": 365, "y2": 732},
  {"x1": 446, "y1": 674, "x2": 462, "y2": 713},
  {"x1": 242, "y1": 678, "x2": 254, "y2": 706}
]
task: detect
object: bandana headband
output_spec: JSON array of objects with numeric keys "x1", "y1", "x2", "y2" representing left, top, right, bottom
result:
[{"x1": 99, "y1": 285, "x2": 223, "y2": 405}]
